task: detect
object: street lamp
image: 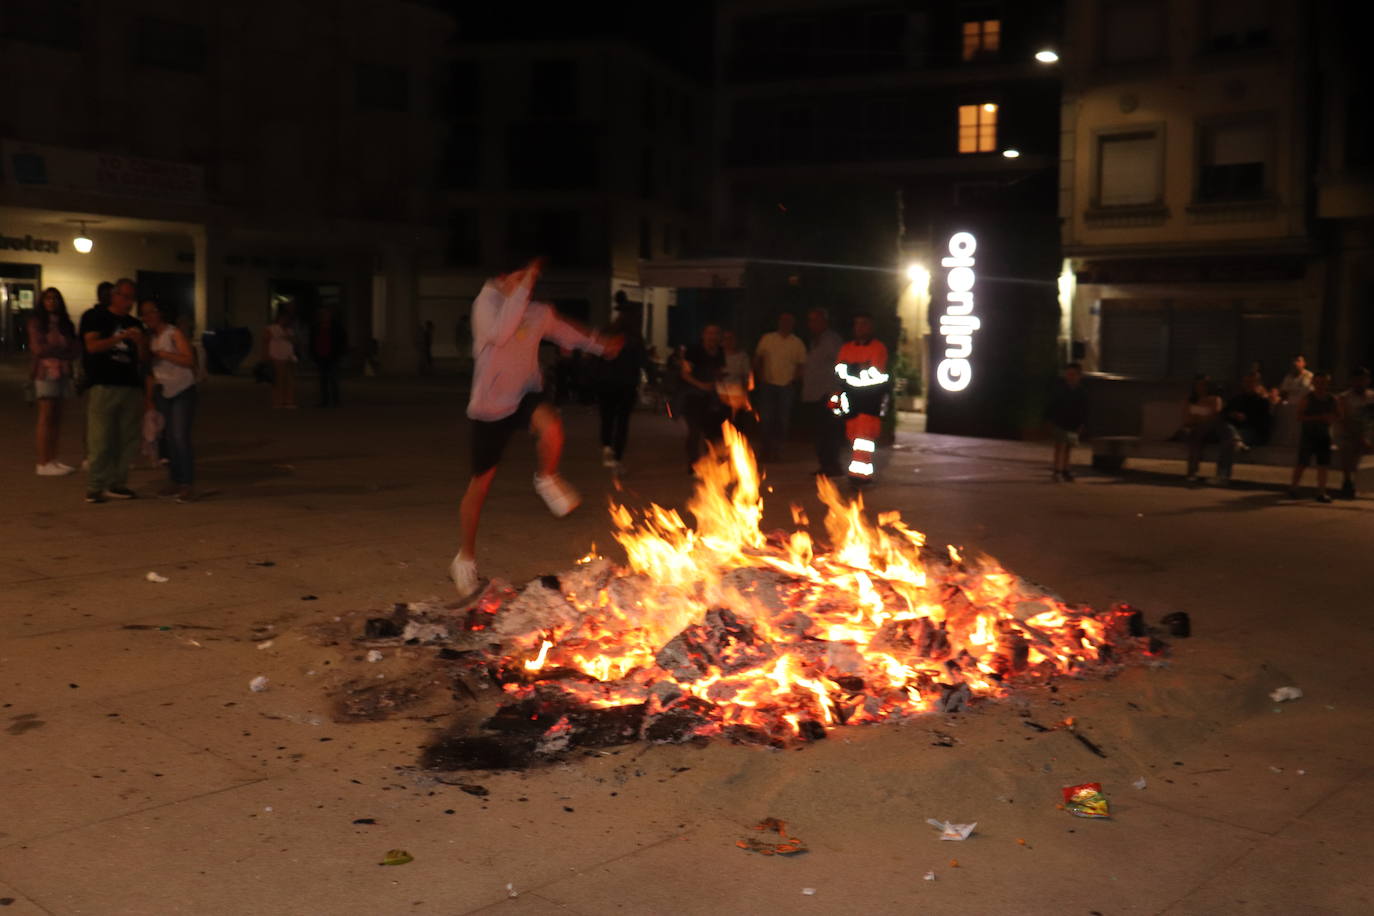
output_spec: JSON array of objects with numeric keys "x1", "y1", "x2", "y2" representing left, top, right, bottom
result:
[
  {"x1": 73, "y1": 222, "x2": 93, "y2": 254},
  {"x1": 1035, "y1": 49, "x2": 1060, "y2": 63},
  {"x1": 1002, "y1": 149, "x2": 1021, "y2": 159},
  {"x1": 905, "y1": 263, "x2": 930, "y2": 288}
]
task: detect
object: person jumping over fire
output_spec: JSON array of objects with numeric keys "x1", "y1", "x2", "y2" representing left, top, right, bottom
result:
[
  {"x1": 450, "y1": 257, "x2": 621, "y2": 596},
  {"x1": 830, "y1": 312, "x2": 889, "y2": 488}
]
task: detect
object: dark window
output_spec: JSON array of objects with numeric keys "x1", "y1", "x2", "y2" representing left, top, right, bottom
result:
[
  {"x1": 641, "y1": 148, "x2": 655, "y2": 198},
  {"x1": 1101, "y1": 1, "x2": 1165, "y2": 64},
  {"x1": 529, "y1": 59, "x2": 578, "y2": 117},
  {"x1": 356, "y1": 62, "x2": 410, "y2": 113},
  {"x1": 444, "y1": 60, "x2": 483, "y2": 117},
  {"x1": 643, "y1": 77, "x2": 657, "y2": 129},
  {"x1": 639, "y1": 218, "x2": 652, "y2": 260},
  {"x1": 439, "y1": 129, "x2": 482, "y2": 189},
  {"x1": 1202, "y1": 0, "x2": 1271, "y2": 53},
  {"x1": 2, "y1": 1, "x2": 81, "y2": 49},
  {"x1": 136, "y1": 18, "x2": 206, "y2": 73},
  {"x1": 1197, "y1": 121, "x2": 1270, "y2": 202},
  {"x1": 448, "y1": 210, "x2": 482, "y2": 266},
  {"x1": 662, "y1": 223, "x2": 673, "y2": 256},
  {"x1": 507, "y1": 123, "x2": 599, "y2": 189},
  {"x1": 1097, "y1": 131, "x2": 1163, "y2": 206},
  {"x1": 508, "y1": 210, "x2": 600, "y2": 268},
  {"x1": 866, "y1": 11, "x2": 906, "y2": 57}
]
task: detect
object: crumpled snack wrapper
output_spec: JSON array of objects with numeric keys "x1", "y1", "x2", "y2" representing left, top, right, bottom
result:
[
  {"x1": 926, "y1": 818, "x2": 976, "y2": 840},
  {"x1": 1062, "y1": 782, "x2": 1110, "y2": 818}
]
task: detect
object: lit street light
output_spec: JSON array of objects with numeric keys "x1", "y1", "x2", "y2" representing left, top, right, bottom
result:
[
  {"x1": 1035, "y1": 49, "x2": 1060, "y2": 63},
  {"x1": 1002, "y1": 149, "x2": 1021, "y2": 159}
]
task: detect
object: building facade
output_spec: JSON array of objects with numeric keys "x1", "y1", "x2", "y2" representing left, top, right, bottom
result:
[
  {"x1": 419, "y1": 40, "x2": 709, "y2": 365},
  {"x1": 675, "y1": 0, "x2": 1064, "y2": 436},
  {"x1": 1059, "y1": 0, "x2": 1348, "y2": 431},
  {"x1": 0, "y1": 0, "x2": 452, "y2": 371}
]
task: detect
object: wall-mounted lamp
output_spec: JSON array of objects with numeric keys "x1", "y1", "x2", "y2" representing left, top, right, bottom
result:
[
  {"x1": 1002, "y1": 149, "x2": 1022, "y2": 159},
  {"x1": 73, "y1": 222, "x2": 93, "y2": 254},
  {"x1": 1035, "y1": 49, "x2": 1060, "y2": 63}
]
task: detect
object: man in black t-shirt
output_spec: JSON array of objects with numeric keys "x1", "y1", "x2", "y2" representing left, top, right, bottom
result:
[
  {"x1": 679, "y1": 323, "x2": 728, "y2": 469},
  {"x1": 79, "y1": 277, "x2": 147, "y2": 503},
  {"x1": 1046, "y1": 363, "x2": 1089, "y2": 481}
]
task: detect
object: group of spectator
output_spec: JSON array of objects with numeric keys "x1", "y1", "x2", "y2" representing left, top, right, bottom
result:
[
  {"x1": 1180, "y1": 356, "x2": 1371, "y2": 500},
  {"x1": 25, "y1": 279, "x2": 200, "y2": 503},
  {"x1": 1046, "y1": 354, "x2": 1373, "y2": 500},
  {"x1": 666, "y1": 308, "x2": 879, "y2": 480}
]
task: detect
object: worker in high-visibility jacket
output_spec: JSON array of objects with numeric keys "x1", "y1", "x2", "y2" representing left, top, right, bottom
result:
[{"x1": 828, "y1": 313, "x2": 889, "y2": 484}]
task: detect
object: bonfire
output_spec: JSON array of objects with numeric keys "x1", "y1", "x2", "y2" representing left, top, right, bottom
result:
[{"x1": 418, "y1": 426, "x2": 1158, "y2": 767}]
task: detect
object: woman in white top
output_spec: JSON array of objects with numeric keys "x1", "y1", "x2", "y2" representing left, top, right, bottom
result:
[
  {"x1": 263, "y1": 308, "x2": 298, "y2": 408},
  {"x1": 139, "y1": 298, "x2": 199, "y2": 502}
]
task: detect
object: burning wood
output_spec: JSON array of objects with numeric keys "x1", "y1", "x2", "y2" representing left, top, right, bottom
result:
[{"x1": 419, "y1": 425, "x2": 1166, "y2": 768}]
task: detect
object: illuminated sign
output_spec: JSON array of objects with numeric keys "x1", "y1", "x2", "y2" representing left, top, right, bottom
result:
[{"x1": 936, "y1": 231, "x2": 980, "y2": 392}]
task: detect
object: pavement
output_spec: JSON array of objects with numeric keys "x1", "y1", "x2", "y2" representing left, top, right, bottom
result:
[{"x1": 0, "y1": 371, "x2": 1369, "y2": 916}]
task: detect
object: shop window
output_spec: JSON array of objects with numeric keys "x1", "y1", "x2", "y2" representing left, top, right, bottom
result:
[
  {"x1": 1097, "y1": 130, "x2": 1163, "y2": 206},
  {"x1": 2, "y1": 1, "x2": 81, "y2": 50},
  {"x1": 957, "y1": 103, "x2": 997, "y2": 154},
  {"x1": 961, "y1": 19, "x2": 1001, "y2": 62},
  {"x1": 356, "y1": 62, "x2": 410, "y2": 113},
  {"x1": 1197, "y1": 120, "x2": 1270, "y2": 202},
  {"x1": 529, "y1": 60, "x2": 578, "y2": 118},
  {"x1": 1202, "y1": 0, "x2": 1271, "y2": 53},
  {"x1": 136, "y1": 18, "x2": 206, "y2": 73},
  {"x1": 1101, "y1": 0, "x2": 1165, "y2": 64}
]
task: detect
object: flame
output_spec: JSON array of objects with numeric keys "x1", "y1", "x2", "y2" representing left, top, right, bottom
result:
[{"x1": 496, "y1": 424, "x2": 1144, "y2": 742}]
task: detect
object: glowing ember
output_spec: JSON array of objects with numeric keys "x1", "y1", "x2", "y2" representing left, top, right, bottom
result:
[{"x1": 467, "y1": 425, "x2": 1155, "y2": 748}]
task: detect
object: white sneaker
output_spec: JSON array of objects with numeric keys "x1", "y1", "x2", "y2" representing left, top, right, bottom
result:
[
  {"x1": 37, "y1": 462, "x2": 75, "y2": 476},
  {"x1": 534, "y1": 473, "x2": 581, "y2": 517},
  {"x1": 601, "y1": 446, "x2": 616, "y2": 468},
  {"x1": 449, "y1": 551, "x2": 479, "y2": 596}
]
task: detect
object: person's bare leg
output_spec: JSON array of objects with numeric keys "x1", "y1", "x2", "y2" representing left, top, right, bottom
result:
[
  {"x1": 1316, "y1": 465, "x2": 1328, "y2": 495},
  {"x1": 1291, "y1": 464, "x2": 1305, "y2": 490},
  {"x1": 458, "y1": 468, "x2": 497, "y2": 558},
  {"x1": 48, "y1": 400, "x2": 62, "y2": 465},
  {"x1": 36, "y1": 400, "x2": 54, "y2": 465},
  {"x1": 530, "y1": 404, "x2": 564, "y2": 478}
]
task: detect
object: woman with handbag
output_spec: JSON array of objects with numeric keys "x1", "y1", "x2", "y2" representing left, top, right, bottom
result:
[{"x1": 26, "y1": 287, "x2": 80, "y2": 476}]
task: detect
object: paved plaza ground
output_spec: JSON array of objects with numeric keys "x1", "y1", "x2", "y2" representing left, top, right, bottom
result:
[{"x1": 1, "y1": 371, "x2": 1370, "y2": 915}]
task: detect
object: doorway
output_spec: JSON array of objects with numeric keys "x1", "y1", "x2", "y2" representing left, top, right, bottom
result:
[{"x1": 0, "y1": 263, "x2": 41, "y2": 354}]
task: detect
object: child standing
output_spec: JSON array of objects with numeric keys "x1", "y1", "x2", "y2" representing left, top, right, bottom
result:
[{"x1": 1046, "y1": 363, "x2": 1088, "y2": 482}]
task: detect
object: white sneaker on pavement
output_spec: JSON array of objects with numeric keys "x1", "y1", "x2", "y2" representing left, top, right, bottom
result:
[
  {"x1": 534, "y1": 473, "x2": 581, "y2": 517},
  {"x1": 449, "y1": 551, "x2": 479, "y2": 596},
  {"x1": 601, "y1": 446, "x2": 616, "y2": 468},
  {"x1": 36, "y1": 463, "x2": 64, "y2": 476},
  {"x1": 52, "y1": 461, "x2": 75, "y2": 473}
]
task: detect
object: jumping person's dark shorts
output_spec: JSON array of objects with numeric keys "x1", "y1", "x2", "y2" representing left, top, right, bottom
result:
[
  {"x1": 470, "y1": 391, "x2": 548, "y2": 475},
  {"x1": 1297, "y1": 431, "x2": 1332, "y2": 467}
]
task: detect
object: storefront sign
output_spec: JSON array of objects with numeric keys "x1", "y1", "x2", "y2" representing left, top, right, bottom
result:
[
  {"x1": 0, "y1": 232, "x2": 59, "y2": 253},
  {"x1": 3, "y1": 140, "x2": 204, "y2": 204},
  {"x1": 936, "y1": 231, "x2": 980, "y2": 392}
]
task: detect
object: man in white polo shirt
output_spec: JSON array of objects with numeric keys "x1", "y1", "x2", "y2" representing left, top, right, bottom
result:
[{"x1": 752, "y1": 312, "x2": 807, "y2": 462}]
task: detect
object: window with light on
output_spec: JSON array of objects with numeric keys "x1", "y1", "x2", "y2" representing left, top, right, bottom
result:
[
  {"x1": 958, "y1": 104, "x2": 998, "y2": 154},
  {"x1": 962, "y1": 19, "x2": 1001, "y2": 61}
]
